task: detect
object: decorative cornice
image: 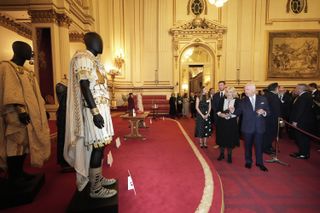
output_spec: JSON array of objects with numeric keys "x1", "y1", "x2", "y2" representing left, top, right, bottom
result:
[
  {"x1": 0, "y1": 12, "x2": 84, "y2": 41},
  {"x1": 28, "y1": 9, "x2": 56, "y2": 23},
  {"x1": 170, "y1": 17, "x2": 227, "y2": 36},
  {"x1": 28, "y1": 9, "x2": 72, "y2": 27},
  {"x1": 0, "y1": 13, "x2": 32, "y2": 39},
  {"x1": 57, "y1": 13, "x2": 72, "y2": 27},
  {"x1": 69, "y1": 32, "x2": 84, "y2": 42},
  {"x1": 67, "y1": 0, "x2": 94, "y2": 27}
]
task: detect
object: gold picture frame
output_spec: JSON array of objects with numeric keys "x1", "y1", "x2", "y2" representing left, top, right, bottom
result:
[{"x1": 267, "y1": 31, "x2": 320, "y2": 79}]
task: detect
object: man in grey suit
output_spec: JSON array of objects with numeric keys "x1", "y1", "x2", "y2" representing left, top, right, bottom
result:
[{"x1": 231, "y1": 83, "x2": 270, "y2": 171}]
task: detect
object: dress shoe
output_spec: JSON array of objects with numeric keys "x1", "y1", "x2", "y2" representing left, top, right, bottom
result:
[
  {"x1": 295, "y1": 155, "x2": 308, "y2": 160},
  {"x1": 256, "y1": 164, "x2": 268, "y2": 172},
  {"x1": 217, "y1": 154, "x2": 224, "y2": 161},
  {"x1": 200, "y1": 143, "x2": 204, "y2": 148},
  {"x1": 263, "y1": 150, "x2": 273, "y2": 155},
  {"x1": 213, "y1": 145, "x2": 220, "y2": 149},
  {"x1": 245, "y1": 163, "x2": 252, "y2": 169},
  {"x1": 289, "y1": 152, "x2": 300, "y2": 158},
  {"x1": 227, "y1": 154, "x2": 232, "y2": 164},
  {"x1": 264, "y1": 148, "x2": 276, "y2": 155}
]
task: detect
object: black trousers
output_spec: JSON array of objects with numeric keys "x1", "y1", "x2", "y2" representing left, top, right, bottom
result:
[
  {"x1": 294, "y1": 129, "x2": 311, "y2": 156},
  {"x1": 242, "y1": 132, "x2": 264, "y2": 165}
]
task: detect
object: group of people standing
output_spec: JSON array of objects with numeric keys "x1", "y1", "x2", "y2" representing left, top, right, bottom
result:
[
  {"x1": 195, "y1": 81, "x2": 240, "y2": 165},
  {"x1": 192, "y1": 81, "x2": 319, "y2": 172},
  {"x1": 169, "y1": 93, "x2": 197, "y2": 118}
]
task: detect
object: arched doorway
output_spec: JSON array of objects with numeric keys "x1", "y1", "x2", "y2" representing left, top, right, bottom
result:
[
  {"x1": 170, "y1": 17, "x2": 227, "y2": 94},
  {"x1": 179, "y1": 44, "x2": 215, "y2": 95}
]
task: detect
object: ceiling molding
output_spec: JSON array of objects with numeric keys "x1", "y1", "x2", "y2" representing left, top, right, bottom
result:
[
  {"x1": 0, "y1": 12, "x2": 85, "y2": 42},
  {"x1": 0, "y1": 12, "x2": 32, "y2": 39},
  {"x1": 28, "y1": 9, "x2": 72, "y2": 27}
]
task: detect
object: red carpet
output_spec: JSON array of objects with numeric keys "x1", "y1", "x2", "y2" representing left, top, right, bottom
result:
[
  {"x1": 48, "y1": 120, "x2": 57, "y2": 137},
  {"x1": 3, "y1": 116, "x2": 224, "y2": 213},
  {"x1": 179, "y1": 118, "x2": 320, "y2": 213}
]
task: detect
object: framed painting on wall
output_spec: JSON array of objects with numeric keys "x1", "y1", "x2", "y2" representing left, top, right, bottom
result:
[{"x1": 267, "y1": 31, "x2": 320, "y2": 79}]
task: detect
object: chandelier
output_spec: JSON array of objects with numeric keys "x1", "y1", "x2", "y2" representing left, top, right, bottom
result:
[{"x1": 208, "y1": 0, "x2": 229, "y2": 7}]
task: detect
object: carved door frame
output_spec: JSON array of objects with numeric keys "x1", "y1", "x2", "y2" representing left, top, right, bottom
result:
[{"x1": 170, "y1": 17, "x2": 227, "y2": 92}]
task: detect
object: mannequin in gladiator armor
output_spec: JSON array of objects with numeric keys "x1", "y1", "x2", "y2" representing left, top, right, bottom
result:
[{"x1": 64, "y1": 32, "x2": 117, "y2": 198}]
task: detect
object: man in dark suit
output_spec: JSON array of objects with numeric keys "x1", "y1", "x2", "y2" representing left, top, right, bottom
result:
[
  {"x1": 309, "y1": 83, "x2": 320, "y2": 137},
  {"x1": 278, "y1": 86, "x2": 293, "y2": 138},
  {"x1": 212, "y1": 81, "x2": 226, "y2": 149},
  {"x1": 263, "y1": 83, "x2": 281, "y2": 154},
  {"x1": 278, "y1": 86, "x2": 293, "y2": 122},
  {"x1": 290, "y1": 84, "x2": 316, "y2": 159},
  {"x1": 212, "y1": 81, "x2": 226, "y2": 123},
  {"x1": 231, "y1": 83, "x2": 270, "y2": 171}
]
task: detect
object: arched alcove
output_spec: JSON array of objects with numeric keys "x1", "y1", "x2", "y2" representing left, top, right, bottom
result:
[
  {"x1": 170, "y1": 17, "x2": 227, "y2": 93},
  {"x1": 179, "y1": 44, "x2": 215, "y2": 94}
]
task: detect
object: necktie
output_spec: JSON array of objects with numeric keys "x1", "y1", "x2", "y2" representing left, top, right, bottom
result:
[
  {"x1": 220, "y1": 92, "x2": 223, "y2": 98},
  {"x1": 250, "y1": 97, "x2": 255, "y2": 110},
  {"x1": 279, "y1": 94, "x2": 283, "y2": 103}
]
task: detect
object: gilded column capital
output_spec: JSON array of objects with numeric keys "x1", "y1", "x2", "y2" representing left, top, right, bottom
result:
[
  {"x1": 28, "y1": 9, "x2": 72, "y2": 28},
  {"x1": 57, "y1": 13, "x2": 72, "y2": 28},
  {"x1": 69, "y1": 32, "x2": 84, "y2": 42},
  {"x1": 28, "y1": 9, "x2": 57, "y2": 24}
]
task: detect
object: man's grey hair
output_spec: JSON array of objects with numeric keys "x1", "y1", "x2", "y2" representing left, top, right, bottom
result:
[
  {"x1": 245, "y1": 82, "x2": 256, "y2": 90},
  {"x1": 297, "y1": 83, "x2": 309, "y2": 92}
]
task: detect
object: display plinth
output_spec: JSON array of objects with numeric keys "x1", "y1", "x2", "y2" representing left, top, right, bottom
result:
[
  {"x1": 0, "y1": 173, "x2": 45, "y2": 209},
  {"x1": 67, "y1": 181, "x2": 118, "y2": 213}
]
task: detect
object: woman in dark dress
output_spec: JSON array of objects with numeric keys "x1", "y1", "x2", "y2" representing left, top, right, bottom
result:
[
  {"x1": 195, "y1": 87, "x2": 212, "y2": 148},
  {"x1": 176, "y1": 93, "x2": 183, "y2": 118},
  {"x1": 216, "y1": 87, "x2": 240, "y2": 163},
  {"x1": 169, "y1": 93, "x2": 177, "y2": 118},
  {"x1": 189, "y1": 92, "x2": 196, "y2": 118},
  {"x1": 127, "y1": 93, "x2": 135, "y2": 112}
]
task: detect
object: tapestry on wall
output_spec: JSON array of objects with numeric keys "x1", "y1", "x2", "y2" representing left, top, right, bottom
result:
[{"x1": 268, "y1": 31, "x2": 320, "y2": 79}]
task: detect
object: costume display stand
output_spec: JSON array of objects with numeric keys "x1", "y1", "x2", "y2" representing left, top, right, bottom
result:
[
  {"x1": 265, "y1": 118, "x2": 289, "y2": 166},
  {"x1": 0, "y1": 174, "x2": 45, "y2": 209},
  {"x1": 67, "y1": 182, "x2": 118, "y2": 213}
]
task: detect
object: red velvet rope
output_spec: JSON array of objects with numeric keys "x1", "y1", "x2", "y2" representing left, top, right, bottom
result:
[{"x1": 282, "y1": 119, "x2": 320, "y2": 141}]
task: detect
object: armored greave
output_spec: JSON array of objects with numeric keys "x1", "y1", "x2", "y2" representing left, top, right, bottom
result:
[{"x1": 89, "y1": 167, "x2": 117, "y2": 199}]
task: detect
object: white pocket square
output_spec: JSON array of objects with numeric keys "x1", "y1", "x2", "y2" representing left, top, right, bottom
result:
[{"x1": 260, "y1": 102, "x2": 265, "y2": 104}]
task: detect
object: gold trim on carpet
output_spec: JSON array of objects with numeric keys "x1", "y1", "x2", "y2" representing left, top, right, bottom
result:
[
  {"x1": 170, "y1": 119, "x2": 214, "y2": 213},
  {"x1": 218, "y1": 173, "x2": 225, "y2": 213}
]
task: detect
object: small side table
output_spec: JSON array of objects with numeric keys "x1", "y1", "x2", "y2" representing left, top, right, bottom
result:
[{"x1": 120, "y1": 112, "x2": 149, "y2": 140}]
